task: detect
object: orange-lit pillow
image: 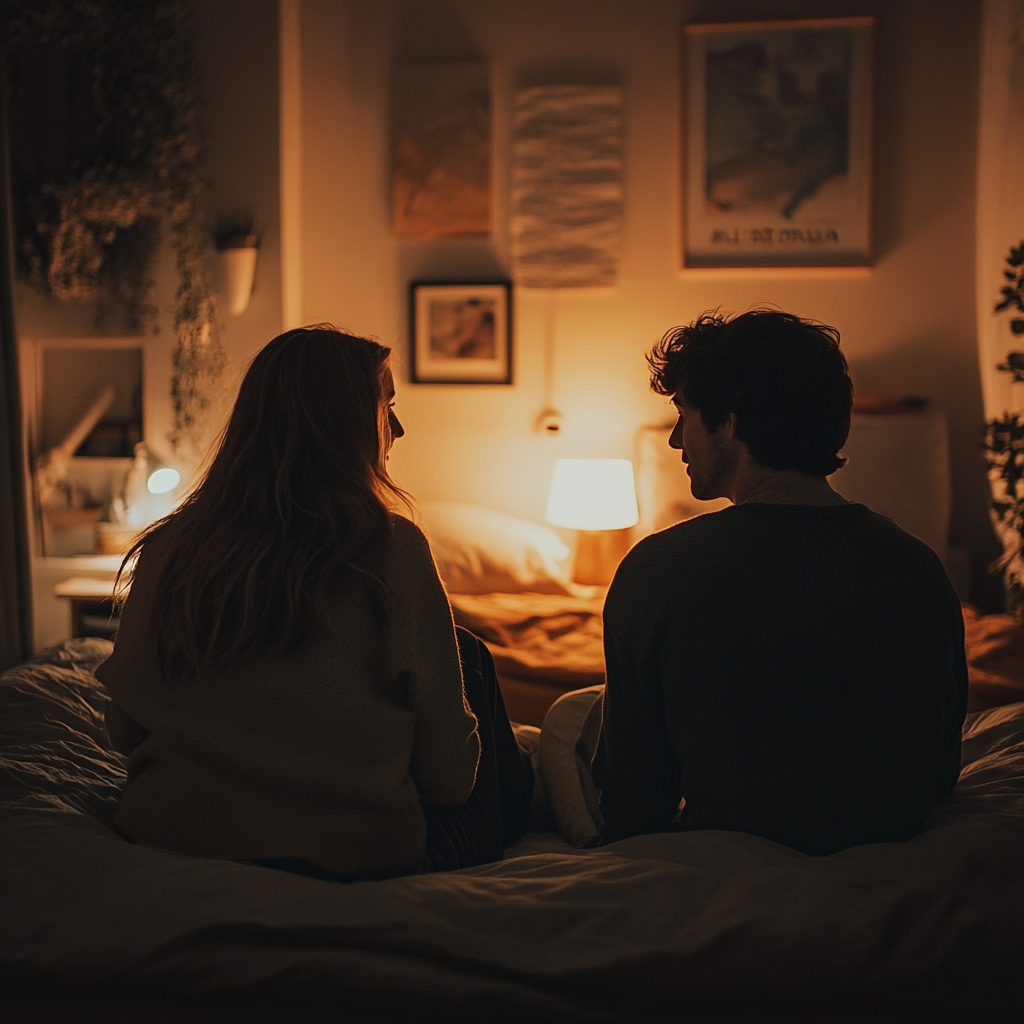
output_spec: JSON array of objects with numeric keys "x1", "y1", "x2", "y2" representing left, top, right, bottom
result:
[{"x1": 418, "y1": 502, "x2": 573, "y2": 596}]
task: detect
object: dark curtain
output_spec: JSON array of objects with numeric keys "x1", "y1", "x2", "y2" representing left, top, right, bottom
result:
[{"x1": 0, "y1": 55, "x2": 32, "y2": 671}]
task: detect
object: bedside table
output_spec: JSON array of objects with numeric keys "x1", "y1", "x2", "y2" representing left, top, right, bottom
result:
[{"x1": 53, "y1": 577, "x2": 122, "y2": 641}]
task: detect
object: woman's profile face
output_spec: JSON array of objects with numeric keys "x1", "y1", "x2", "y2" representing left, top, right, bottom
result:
[{"x1": 381, "y1": 366, "x2": 405, "y2": 451}]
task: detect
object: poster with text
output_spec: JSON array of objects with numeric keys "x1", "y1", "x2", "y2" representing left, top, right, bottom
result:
[{"x1": 682, "y1": 18, "x2": 874, "y2": 268}]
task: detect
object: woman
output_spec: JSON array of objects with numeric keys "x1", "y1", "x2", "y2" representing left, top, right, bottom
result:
[{"x1": 98, "y1": 326, "x2": 532, "y2": 880}]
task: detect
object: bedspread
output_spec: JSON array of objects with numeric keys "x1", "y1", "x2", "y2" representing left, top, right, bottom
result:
[
  {"x1": 963, "y1": 604, "x2": 1024, "y2": 710},
  {"x1": 449, "y1": 591, "x2": 606, "y2": 686},
  {"x1": 1, "y1": 640, "x2": 1022, "y2": 1021}
]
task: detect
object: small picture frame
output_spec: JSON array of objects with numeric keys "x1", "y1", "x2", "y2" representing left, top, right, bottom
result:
[
  {"x1": 681, "y1": 17, "x2": 874, "y2": 269},
  {"x1": 409, "y1": 281, "x2": 512, "y2": 384}
]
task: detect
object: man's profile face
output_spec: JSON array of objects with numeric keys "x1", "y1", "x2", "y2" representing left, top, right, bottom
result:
[{"x1": 669, "y1": 397, "x2": 738, "y2": 502}]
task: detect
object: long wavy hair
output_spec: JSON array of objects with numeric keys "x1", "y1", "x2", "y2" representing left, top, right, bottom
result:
[{"x1": 119, "y1": 326, "x2": 409, "y2": 675}]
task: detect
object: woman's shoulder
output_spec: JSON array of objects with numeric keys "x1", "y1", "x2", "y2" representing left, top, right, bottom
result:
[
  {"x1": 389, "y1": 512, "x2": 428, "y2": 546},
  {"x1": 380, "y1": 514, "x2": 445, "y2": 596},
  {"x1": 386, "y1": 513, "x2": 435, "y2": 567}
]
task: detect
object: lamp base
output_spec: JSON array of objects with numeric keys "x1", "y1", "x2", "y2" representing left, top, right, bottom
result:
[{"x1": 573, "y1": 528, "x2": 633, "y2": 586}]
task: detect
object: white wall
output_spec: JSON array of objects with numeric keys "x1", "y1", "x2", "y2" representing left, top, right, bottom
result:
[
  {"x1": 15, "y1": 0, "x2": 1001, "y2": 607},
  {"x1": 290, "y1": 0, "x2": 1000, "y2": 604}
]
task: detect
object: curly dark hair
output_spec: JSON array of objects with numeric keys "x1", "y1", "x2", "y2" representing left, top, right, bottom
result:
[{"x1": 647, "y1": 309, "x2": 853, "y2": 476}]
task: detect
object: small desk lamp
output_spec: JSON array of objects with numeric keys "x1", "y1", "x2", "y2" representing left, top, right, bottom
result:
[
  {"x1": 120, "y1": 444, "x2": 182, "y2": 527},
  {"x1": 545, "y1": 458, "x2": 639, "y2": 586}
]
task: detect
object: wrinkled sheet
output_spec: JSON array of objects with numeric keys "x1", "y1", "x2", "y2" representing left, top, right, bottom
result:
[
  {"x1": 963, "y1": 604, "x2": 1024, "y2": 711},
  {"x1": 449, "y1": 591, "x2": 605, "y2": 685},
  {"x1": 1, "y1": 641, "x2": 1022, "y2": 1021}
]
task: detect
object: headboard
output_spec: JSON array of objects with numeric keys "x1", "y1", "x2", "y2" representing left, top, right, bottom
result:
[{"x1": 633, "y1": 409, "x2": 952, "y2": 560}]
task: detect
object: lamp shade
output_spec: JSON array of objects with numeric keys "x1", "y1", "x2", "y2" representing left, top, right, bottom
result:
[
  {"x1": 147, "y1": 466, "x2": 181, "y2": 494},
  {"x1": 545, "y1": 459, "x2": 639, "y2": 531}
]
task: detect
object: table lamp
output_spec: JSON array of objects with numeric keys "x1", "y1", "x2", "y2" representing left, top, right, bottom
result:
[{"x1": 545, "y1": 458, "x2": 639, "y2": 585}]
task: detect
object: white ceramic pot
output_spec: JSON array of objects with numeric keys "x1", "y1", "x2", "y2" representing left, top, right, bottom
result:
[{"x1": 219, "y1": 246, "x2": 258, "y2": 315}]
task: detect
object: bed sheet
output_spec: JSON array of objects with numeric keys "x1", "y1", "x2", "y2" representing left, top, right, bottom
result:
[
  {"x1": 449, "y1": 591, "x2": 606, "y2": 725},
  {"x1": 1, "y1": 640, "x2": 1022, "y2": 1021},
  {"x1": 448, "y1": 591, "x2": 606, "y2": 686}
]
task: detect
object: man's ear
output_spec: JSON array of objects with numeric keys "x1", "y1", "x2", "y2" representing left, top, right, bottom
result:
[{"x1": 726, "y1": 413, "x2": 738, "y2": 438}]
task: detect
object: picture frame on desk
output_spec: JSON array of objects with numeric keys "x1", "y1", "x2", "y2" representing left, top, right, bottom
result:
[
  {"x1": 409, "y1": 281, "x2": 512, "y2": 384},
  {"x1": 681, "y1": 17, "x2": 874, "y2": 269}
]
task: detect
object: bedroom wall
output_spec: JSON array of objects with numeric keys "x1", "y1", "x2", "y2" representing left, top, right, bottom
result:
[
  {"x1": 13, "y1": 0, "x2": 1001, "y2": 608},
  {"x1": 14, "y1": 0, "x2": 283, "y2": 470},
  {"x1": 291, "y1": 0, "x2": 1001, "y2": 606}
]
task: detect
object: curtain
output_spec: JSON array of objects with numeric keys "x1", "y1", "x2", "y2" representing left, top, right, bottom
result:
[
  {"x1": 977, "y1": 0, "x2": 1024, "y2": 613},
  {"x1": 0, "y1": 55, "x2": 32, "y2": 671}
]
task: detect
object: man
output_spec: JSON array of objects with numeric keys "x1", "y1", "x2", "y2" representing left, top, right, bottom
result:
[{"x1": 592, "y1": 310, "x2": 967, "y2": 856}]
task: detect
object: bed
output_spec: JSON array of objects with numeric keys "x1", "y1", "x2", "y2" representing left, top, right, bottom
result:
[
  {"x1": 421, "y1": 410, "x2": 1016, "y2": 725},
  {"x1": 0, "y1": 637, "x2": 1022, "y2": 1022},
  {"x1": 3, "y1": 411, "x2": 1022, "y2": 1020},
  {"x1": 417, "y1": 500, "x2": 607, "y2": 725}
]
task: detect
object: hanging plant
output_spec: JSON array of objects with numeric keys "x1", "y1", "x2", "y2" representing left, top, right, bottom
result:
[
  {"x1": 2, "y1": 0, "x2": 223, "y2": 456},
  {"x1": 984, "y1": 241, "x2": 1024, "y2": 616}
]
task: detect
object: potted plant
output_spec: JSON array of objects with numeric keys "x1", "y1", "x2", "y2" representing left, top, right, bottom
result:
[
  {"x1": 3, "y1": 0, "x2": 223, "y2": 458},
  {"x1": 983, "y1": 242, "x2": 1024, "y2": 616}
]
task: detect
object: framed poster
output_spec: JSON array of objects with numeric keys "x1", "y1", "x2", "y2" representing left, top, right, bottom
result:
[
  {"x1": 682, "y1": 18, "x2": 874, "y2": 268},
  {"x1": 409, "y1": 282, "x2": 512, "y2": 384}
]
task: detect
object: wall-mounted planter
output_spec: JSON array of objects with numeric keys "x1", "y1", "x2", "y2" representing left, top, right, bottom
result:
[{"x1": 216, "y1": 231, "x2": 259, "y2": 316}]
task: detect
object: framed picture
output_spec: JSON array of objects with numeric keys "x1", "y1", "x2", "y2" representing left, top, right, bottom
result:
[
  {"x1": 681, "y1": 17, "x2": 874, "y2": 269},
  {"x1": 409, "y1": 281, "x2": 512, "y2": 384}
]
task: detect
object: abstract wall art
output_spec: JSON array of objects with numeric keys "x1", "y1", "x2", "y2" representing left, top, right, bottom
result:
[
  {"x1": 682, "y1": 18, "x2": 874, "y2": 268},
  {"x1": 510, "y1": 85, "x2": 624, "y2": 288},
  {"x1": 391, "y1": 62, "x2": 491, "y2": 237}
]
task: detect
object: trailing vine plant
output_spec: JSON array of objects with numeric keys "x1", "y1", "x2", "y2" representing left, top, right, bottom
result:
[
  {"x1": 2, "y1": 0, "x2": 223, "y2": 456},
  {"x1": 984, "y1": 241, "x2": 1024, "y2": 615}
]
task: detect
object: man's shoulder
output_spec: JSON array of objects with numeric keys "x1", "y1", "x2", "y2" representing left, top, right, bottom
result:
[
  {"x1": 627, "y1": 507, "x2": 736, "y2": 555},
  {"x1": 610, "y1": 508, "x2": 738, "y2": 592},
  {"x1": 614, "y1": 501, "x2": 950, "y2": 591}
]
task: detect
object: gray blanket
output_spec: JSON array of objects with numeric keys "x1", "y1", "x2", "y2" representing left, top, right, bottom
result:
[{"x1": 1, "y1": 640, "x2": 1021, "y2": 1021}]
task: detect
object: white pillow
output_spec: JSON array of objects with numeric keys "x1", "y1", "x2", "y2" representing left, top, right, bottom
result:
[{"x1": 417, "y1": 502, "x2": 573, "y2": 595}]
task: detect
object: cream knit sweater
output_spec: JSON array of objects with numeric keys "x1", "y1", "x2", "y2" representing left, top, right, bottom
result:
[{"x1": 97, "y1": 517, "x2": 481, "y2": 877}]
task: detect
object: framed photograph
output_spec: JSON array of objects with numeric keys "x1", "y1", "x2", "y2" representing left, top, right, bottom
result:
[
  {"x1": 409, "y1": 281, "x2": 512, "y2": 384},
  {"x1": 682, "y1": 17, "x2": 874, "y2": 269}
]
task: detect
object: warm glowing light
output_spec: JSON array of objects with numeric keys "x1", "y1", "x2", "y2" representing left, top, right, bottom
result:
[
  {"x1": 545, "y1": 459, "x2": 639, "y2": 532},
  {"x1": 147, "y1": 467, "x2": 181, "y2": 495}
]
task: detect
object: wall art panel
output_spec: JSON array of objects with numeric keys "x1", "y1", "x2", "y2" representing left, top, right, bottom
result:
[
  {"x1": 510, "y1": 85, "x2": 624, "y2": 288},
  {"x1": 391, "y1": 62, "x2": 491, "y2": 237}
]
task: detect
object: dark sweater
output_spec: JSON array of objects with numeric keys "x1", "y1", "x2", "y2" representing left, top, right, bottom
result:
[{"x1": 593, "y1": 503, "x2": 968, "y2": 856}]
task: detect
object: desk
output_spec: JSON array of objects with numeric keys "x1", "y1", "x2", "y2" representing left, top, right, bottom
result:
[{"x1": 53, "y1": 577, "x2": 120, "y2": 640}]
